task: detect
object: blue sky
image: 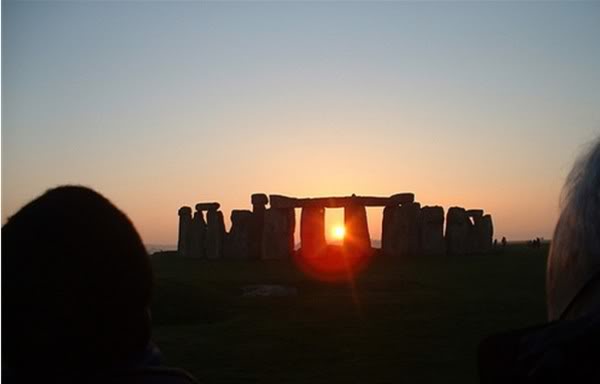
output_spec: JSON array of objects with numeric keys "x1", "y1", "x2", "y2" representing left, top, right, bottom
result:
[{"x1": 3, "y1": 1, "x2": 599, "y2": 244}]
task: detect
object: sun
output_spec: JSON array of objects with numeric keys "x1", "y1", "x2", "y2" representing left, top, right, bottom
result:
[{"x1": 332, "y1": 225, "x2": 345, "y2": 240}]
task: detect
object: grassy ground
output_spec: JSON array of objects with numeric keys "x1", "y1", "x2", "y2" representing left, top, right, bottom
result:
[{"x1": 150, "y1": 244, "x2": 548, "y2": 384}]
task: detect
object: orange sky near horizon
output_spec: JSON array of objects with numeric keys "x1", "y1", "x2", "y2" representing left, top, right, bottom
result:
[
  {"x1": 0, "y1": 121, "x2": 590, "y2": 246},
  {"x1": 1, "y1": 126, "x2": 587, "y2": 246},
  {"x1": 93, "y1": 150, "x2": 566, "y2": 247}
]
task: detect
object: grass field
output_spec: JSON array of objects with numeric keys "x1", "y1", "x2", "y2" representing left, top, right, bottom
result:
[{"x1": 150, "y1": 244, "x2": 548, "y2": 384}]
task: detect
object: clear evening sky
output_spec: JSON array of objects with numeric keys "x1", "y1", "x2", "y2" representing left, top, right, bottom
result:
[{"x1": 2, "y1": 1, "x2": 599, "y2": 246}]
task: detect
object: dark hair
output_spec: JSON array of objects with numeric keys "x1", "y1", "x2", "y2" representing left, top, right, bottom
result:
[{"x1": 2, "y1": 186, "x2": 152, "y2": 376}]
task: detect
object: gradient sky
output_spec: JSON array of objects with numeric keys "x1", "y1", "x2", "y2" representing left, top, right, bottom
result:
[{"x1": 3, "y1": 1, "x2": 599, "y2": 246}]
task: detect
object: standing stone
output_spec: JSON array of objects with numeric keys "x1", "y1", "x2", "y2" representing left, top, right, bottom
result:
[
  {"x1": 300, "y1": 206, "x2": 326, "y2": 257},
  {"x1": 465, "y1": 209, "x2": 492, "y2": 254},
  {"x1": 397, "y1": 202, "x2": 421, "y2": 258},
  {"x1": 189, "y1": 210, "x2": 207, "y2": 258},
  {"x1": 480, "y1": 214, "x2": 494, "y2": 253},
  {"x1": 381, "y1": 205, "x2": 397, "y2": 256},
  {"x1": 344, "y1": 203, "x2": 371, "y2": 257},
  {"x1": 250, "y1": 193, "x2": 268, "y2": 260},
  {"x1": 470, "y1": 214, "x2": 494, "y2": 253},
  {"x1": 262, "y1": 208, "x2": 295, "y2": 259},
  {"x1": 224, "y1": 210, "x2": 253, "y2": 260},
  {"x1": 177, "y1": 206, "x2": 192, "y2": 257},
  {"x1": 446, "y1": 207, "x2": 470, "y2": 256},
  {"x1": 467, "y1": 217, "x2": 480, "y2": 254},
  {"x1": 206, "y1": 209, "x2": 225, "y2": 260},
  {"x1": 286, "y1": 209, "x2": 296, "y2": 254},
  {"x1": 420, "y1": 206, "x2": 445, "y2": 256},
  {"x1": 382, "y1": 202, "x2": 421, "y2": 257}
]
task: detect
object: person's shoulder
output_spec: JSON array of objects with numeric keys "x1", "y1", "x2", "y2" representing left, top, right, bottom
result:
[
  {"x1": 479, "y1": 312, "x2": 600, "y2": 383},
  {"x1": 2, "y1": 366, "x2": 200, "y2": 384}
]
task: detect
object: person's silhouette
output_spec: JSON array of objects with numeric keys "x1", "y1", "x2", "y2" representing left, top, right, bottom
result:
[
  {"x1": 479, "y1": 139, "x2": 600, "y2": 383},
  {"x1": 2, "y1": 186, "x2": 197, "y2": 383}
]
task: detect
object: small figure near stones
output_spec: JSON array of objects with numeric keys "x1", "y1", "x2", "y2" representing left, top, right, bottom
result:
[
  {"x1": 2, "y1": 186, "x2": 198, "y2": 383},
  {"x1": 528, "y1": 237, "x2": 542, "y2": 248}
]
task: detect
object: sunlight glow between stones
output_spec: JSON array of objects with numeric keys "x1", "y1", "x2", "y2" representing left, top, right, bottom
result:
[{"x1": 332, "y1": 225, "x2": 345, "y2": 240}]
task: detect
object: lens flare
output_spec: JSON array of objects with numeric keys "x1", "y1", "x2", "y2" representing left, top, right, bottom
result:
[
  {"x1": 332, "y1": 225, "x2": 345, "y2": 240},
  {"x1": 292, "y1": 244, "x2": 374, "y2": 283}
]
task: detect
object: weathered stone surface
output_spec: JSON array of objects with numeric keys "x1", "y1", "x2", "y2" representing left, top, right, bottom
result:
[
  {"x1": 223, "y1": 210, "x2": 253, "y2": 260},
  {"x1": 262, "y1": 208, "x2": 295, "y2": 259},
  {"x1": 251, "y1": 193, "x2": 268, "y2": 206},
  {"x1": 446, "y1": 207, "x2": 470, "y2": 256},
  {"x1": 188, "y1": 211, "x2": 207, "y2": 258},
  {"x1": 382, "y1": 202, "x2": 421, "y2": 257},
  {"x1": 420, "y1": 206, "x2": 445, "y2": 256},
  {"x1": 344, "y1": 204, "x2": 371, "y2": 256},
  {"x1": 177, "y1": 206, "x2": 192, "y2": 257},
  {"x1": 300, "y1": 206, "x2": 326, "y2": 257},
  {"x1": 195, "y1": 202, "x2": 220, "y2": 211},
  {"x1": 269, "y1": 194, "x2": 416, "y2": 209},
  {"x1": 206, "y1": 210, "x2": 225, "y2": 260}
]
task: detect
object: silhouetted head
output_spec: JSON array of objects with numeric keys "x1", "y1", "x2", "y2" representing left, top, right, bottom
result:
[
  {"x1": 547, "y1": 139, "x2": 600, "y2": 320},
  {"x1": 2, "y1": 186, "x2": 152, "y2": 377}
]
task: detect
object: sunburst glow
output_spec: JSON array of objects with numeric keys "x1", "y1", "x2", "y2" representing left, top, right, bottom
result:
[{"x1": 332, "y1": 225, "x2": 345, "y2": 240}]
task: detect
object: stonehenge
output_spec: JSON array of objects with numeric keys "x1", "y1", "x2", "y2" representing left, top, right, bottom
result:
[
  {"x1": 177, "y1": 193, "x2": 493, "y2": 260},
  {"x1": 420, "y1": 206, "x2": 445, "y2": 256},
  {"x1": 344, "y1": 202, "x2": 371, "y2": 257},
  {"x1": 269, "y1": 194, "x2": 414, "y2": 209},
  {"x1": 446, "y1": 207, "x2": 470, "y2": 256},
  {"x1": 263, "y1": 208, "x2": 295, "y2": 259},
  {"x1": 300, "y1": 206, "x2": 326, "y2": 257},
  {"x1": 250, "y1": 193, "x2": 268, "y2": 260},
  {"x1": 189, "y1": 210, "x2": 207, "y2": 258},
  {"x1": 223, "y1": 210, "x2": 253, "y2": 260},
  {"x1": 382, "y1": 202, "x2": 421, "y2": 258},
  {"x1": 470, "y1": 212, "x2": 494, "y2": 253},
  {"x1": 446, "y1": 207, "x2": 494, "y2": 256},
  {"x1": 177, "y1": 203, "x2": 224, "y2": 259},
  {"x1": 177, "y1": 207, "x2": 192, "y2": 257},
  {"x1": 205, "y1": 207, "x2": 225, "y2": 260}
]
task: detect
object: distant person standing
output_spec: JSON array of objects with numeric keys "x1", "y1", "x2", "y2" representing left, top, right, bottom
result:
[
  {"x1": 479, "y1": 139, "x2": 600, "y2": 382},
  {"x1": 2, "y1": 186, "x2": 198, "y2": 383},
  {"x1": 501, "y1": 236, "x2": 507, "y2": 248}
]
